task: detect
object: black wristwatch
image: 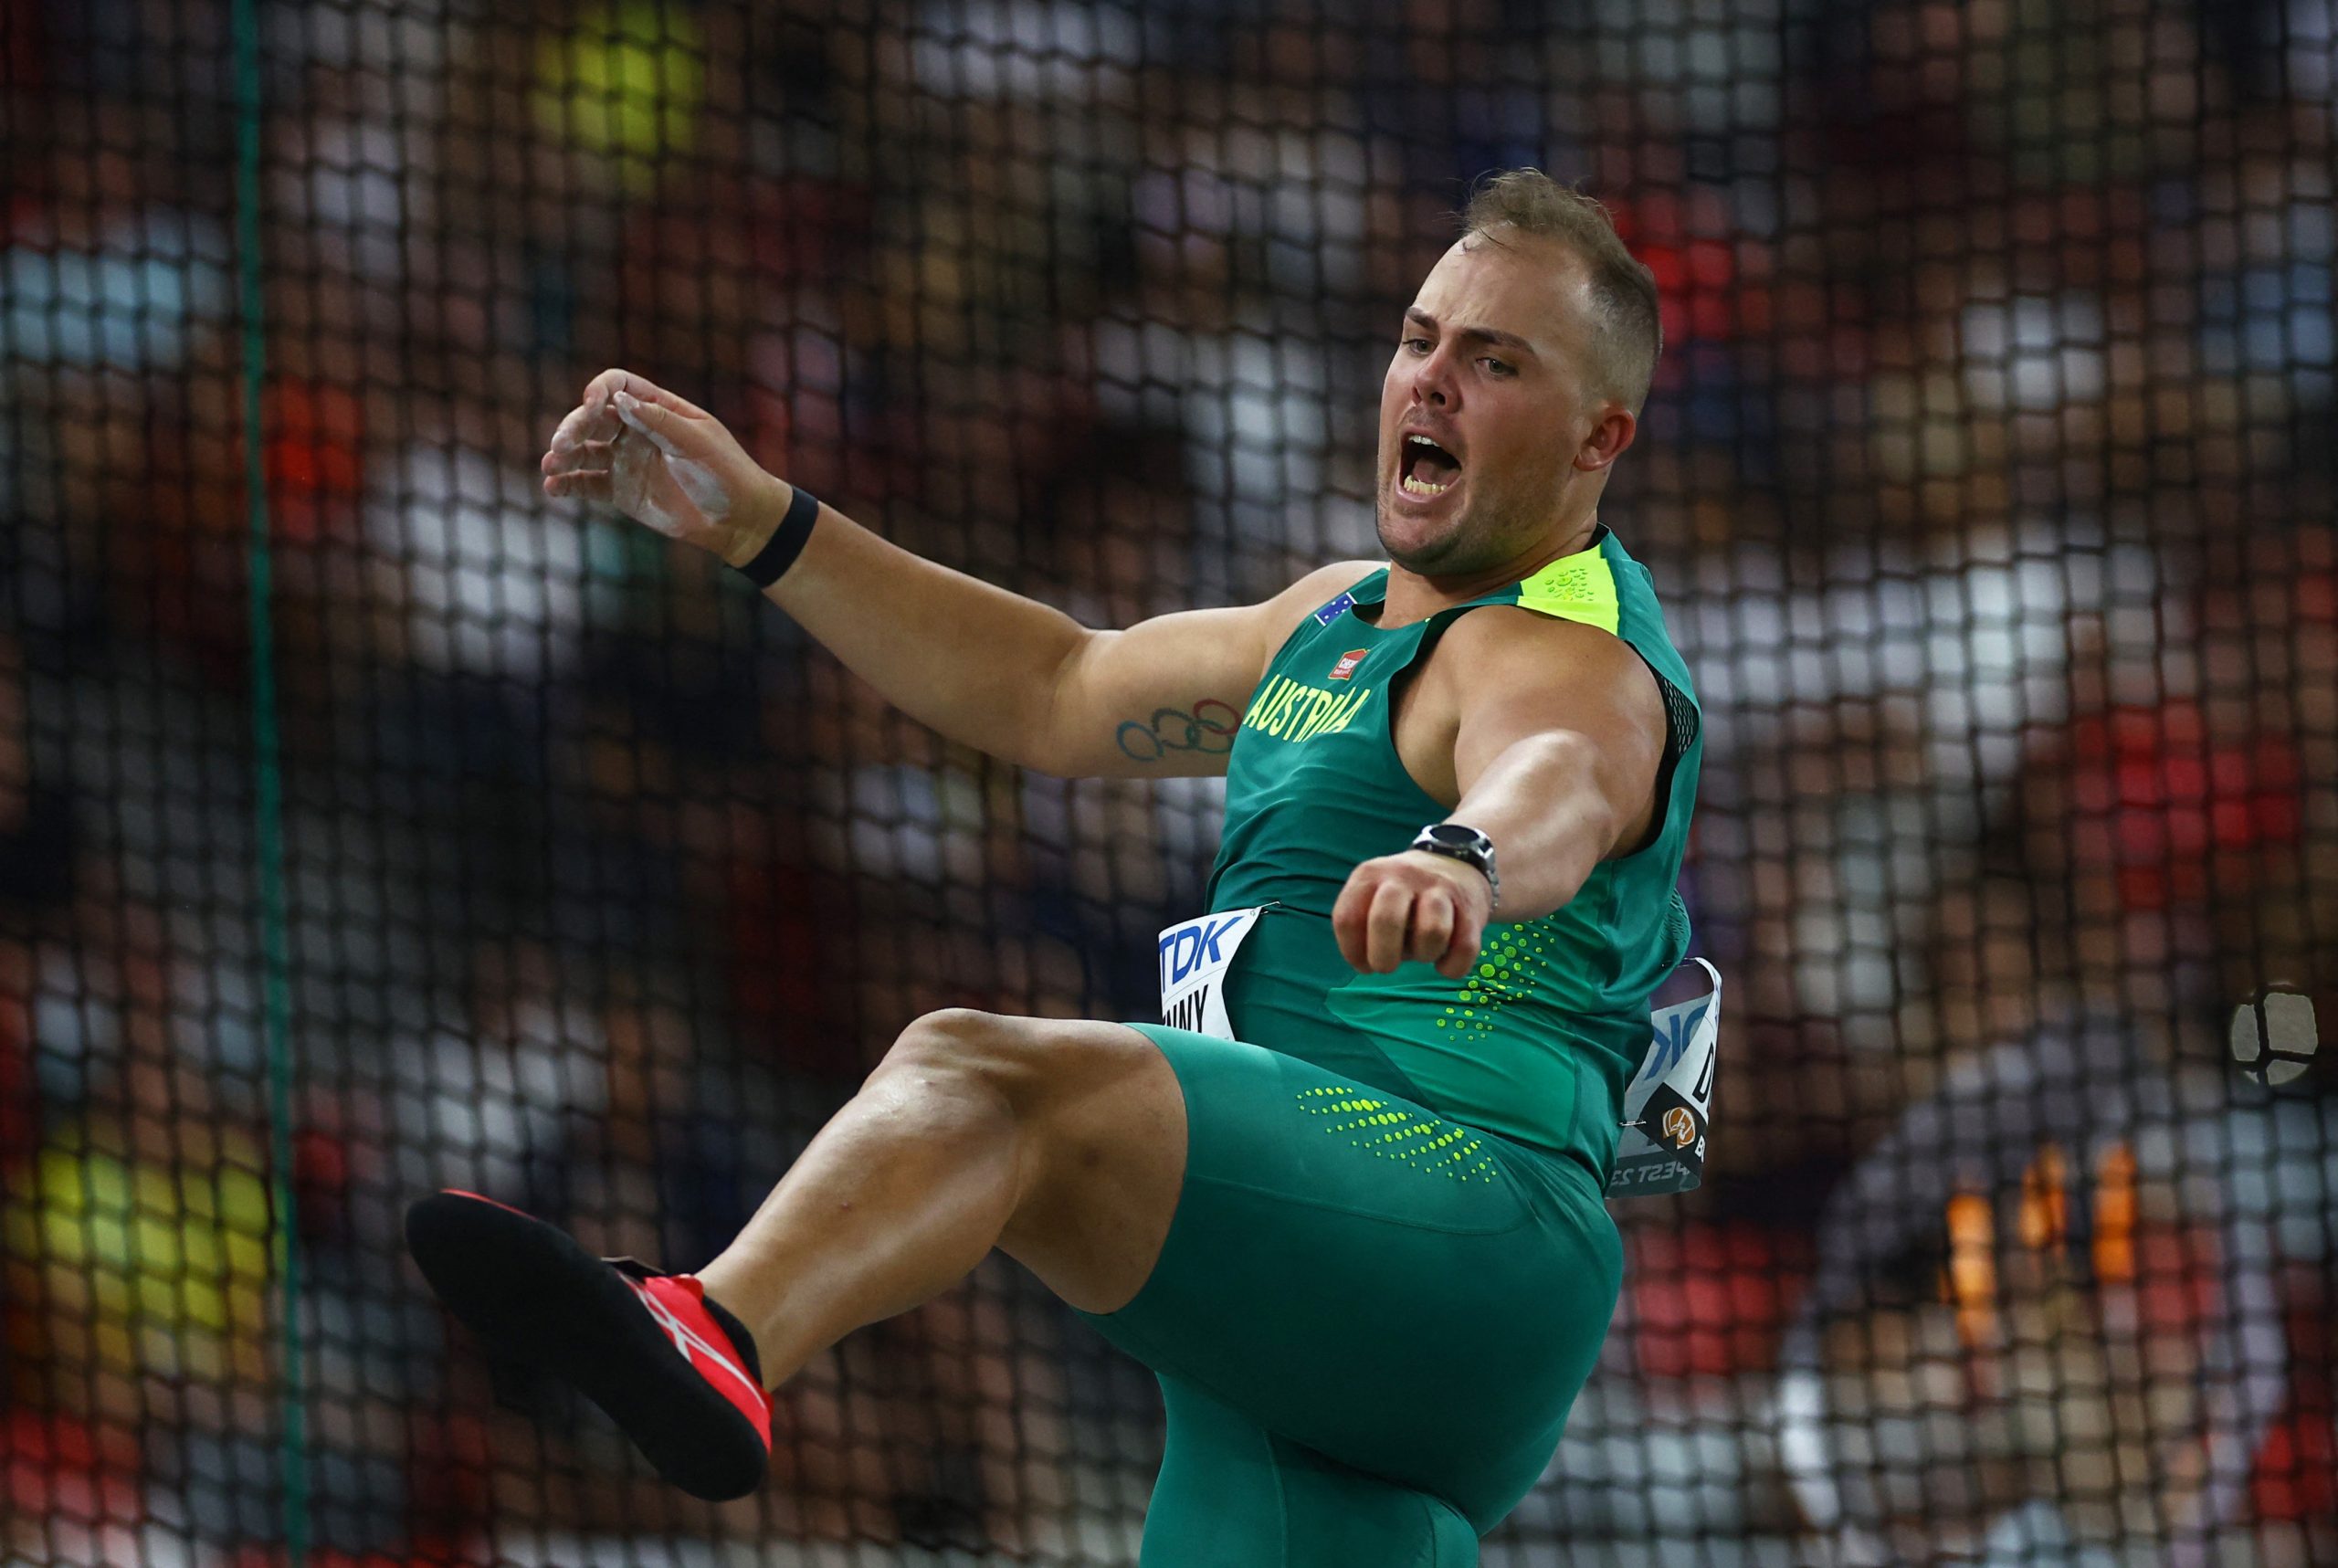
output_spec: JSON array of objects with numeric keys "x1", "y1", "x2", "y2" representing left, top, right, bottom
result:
[{"x1": 1409, "y1": 822, "x2": 1500, "y2": 909}]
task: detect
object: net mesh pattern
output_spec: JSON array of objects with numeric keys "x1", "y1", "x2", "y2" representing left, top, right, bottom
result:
[{"x1": 3, "y1": 2, "x2": 2335, "y2": 1564}]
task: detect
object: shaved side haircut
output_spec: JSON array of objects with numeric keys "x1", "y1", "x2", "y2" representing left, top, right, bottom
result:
[{"x1": 1461, "y1": 170, "x2": 1663, "y2": 415}]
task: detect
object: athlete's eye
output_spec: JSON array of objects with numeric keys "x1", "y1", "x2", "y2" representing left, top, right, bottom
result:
[
  {"x1": 1480, "y1": 357, "x2": 1514, "y2": 376},
  {"x1": 1402, "y1": 337, "x2": 1432, "y2": 354}
]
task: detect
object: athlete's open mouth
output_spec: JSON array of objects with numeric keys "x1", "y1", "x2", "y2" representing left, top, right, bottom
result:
[{"x1": 1401, "y1": 434, "x2": 1460, "y2": 497}]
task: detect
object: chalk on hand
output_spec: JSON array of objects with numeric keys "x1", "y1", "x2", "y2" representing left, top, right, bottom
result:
[{"x1": 613, "y1": 391, "x2": 679, "y2": 457}]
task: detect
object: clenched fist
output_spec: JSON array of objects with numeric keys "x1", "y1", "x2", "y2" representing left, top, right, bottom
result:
[
  {"x1": 1332, "y1": 850, "x2": 1495, "y2": 979},
  {"x1": 541, "y1": 369, "x2": 783, "y2": 566}
]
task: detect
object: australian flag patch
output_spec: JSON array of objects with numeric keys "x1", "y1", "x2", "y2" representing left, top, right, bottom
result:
[{"x1": 1312, "y1": 592, "x2": 1356, "y2": 626}]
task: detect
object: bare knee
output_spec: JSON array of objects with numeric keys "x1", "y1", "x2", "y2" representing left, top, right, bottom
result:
[
  {"x1": 869, "y1": 1009, "x2": 1029, "y2": 1119},
  {"x1": 882, "y1": 1007, "x2": 1012, "y2": 1072},
  {"x1": 874, "y1": 1009, "x2": 1150, "y2": 1126},
  {"x1": 858, "y1": 1012, "x2": 1185, "y2": 1312}
]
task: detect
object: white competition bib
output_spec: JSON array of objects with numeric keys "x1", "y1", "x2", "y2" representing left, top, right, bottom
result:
[
  {"x1": 1606, "y1": 958, "x2": 1722, "y2": 1196},
  {"x1": 1155, "y1": 906, "x2": 1269, "y2": 1039}
]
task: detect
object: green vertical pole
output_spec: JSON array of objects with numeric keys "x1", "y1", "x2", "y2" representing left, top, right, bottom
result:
[{"x1": 230, "y1": 1, "x2": 309, "y2": 1563}]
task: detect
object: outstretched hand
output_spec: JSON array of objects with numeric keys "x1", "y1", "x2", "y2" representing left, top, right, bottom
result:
[
  {"x1": 1332, "y1": 850, "x2": 1495, "y2": 980},
  {"x1": 541, "y1": 369, "x2": 779, "y2": 565}
]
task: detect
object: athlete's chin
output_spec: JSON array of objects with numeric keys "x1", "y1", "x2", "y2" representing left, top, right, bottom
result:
[{"x1": 1375, "y1": 491, "x2": 1472, "y2": 571}]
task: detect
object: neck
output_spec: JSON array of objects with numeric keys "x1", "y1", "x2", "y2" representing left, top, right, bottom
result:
[{"x1": 1377, "y1": 516, "x2": 1601, "y2": 627}]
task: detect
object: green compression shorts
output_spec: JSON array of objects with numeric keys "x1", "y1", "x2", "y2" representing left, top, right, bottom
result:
[{"x1": 1077, "y1": 1024, "x2": 1625, "y2": 1567}]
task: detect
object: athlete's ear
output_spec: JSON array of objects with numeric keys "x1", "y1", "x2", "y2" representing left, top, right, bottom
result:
[{"x1": 1572, "y1": 405, "x2": 1637, "y2": 474}]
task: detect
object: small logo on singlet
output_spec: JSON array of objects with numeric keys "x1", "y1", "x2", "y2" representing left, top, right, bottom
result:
[
  {"x1": 1327, "y1": 648, "x2": 1367, "y2": 681},
  {"x1": 1312, "y1": 592, "x2": 1356, "y2": 626}
]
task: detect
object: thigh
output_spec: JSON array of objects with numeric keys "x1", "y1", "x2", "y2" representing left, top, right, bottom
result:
[
  {"x1": 1084, "y1": 1025, "x2": 1622, "y2": 1531},
  {"x1": 1142, "y1": 1376, "x2": 1480, "y2": 1568}
]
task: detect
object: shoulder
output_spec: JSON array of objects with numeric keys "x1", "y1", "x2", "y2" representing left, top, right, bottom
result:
[
  {"x1": 1257, "y1": 558, "x2": 1385, "y2": 637},
  {"x1": 1202, "y1": 558, "x2": 1385, "y2": 692},
  {"x1": 1440, "y1": 599, "x2": 1646, "y2": 678},
  {"x1": 1430, "y1": 603, "x2": 1667, "y2": 732},
  {"x1": 1275, "y1": 558, "x2": 1385, "y2": 610}
]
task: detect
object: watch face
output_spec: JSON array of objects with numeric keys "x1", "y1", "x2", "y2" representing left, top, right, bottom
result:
[{"x1": 1427, "y1": 824, "x2": 1482, "y2": 848}]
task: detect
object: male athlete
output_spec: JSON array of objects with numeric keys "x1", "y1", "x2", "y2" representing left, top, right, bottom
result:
[{"x1": 406, "y1": 169, "x2": 1701, "y2": 1565}]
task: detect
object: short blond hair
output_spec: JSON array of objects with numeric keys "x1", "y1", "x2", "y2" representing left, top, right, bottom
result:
[{"x1": 1461, "y1": 170, "x2": 1662, "y2": 414}]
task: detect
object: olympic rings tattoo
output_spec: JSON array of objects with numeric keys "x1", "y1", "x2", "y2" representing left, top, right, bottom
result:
[{"x1": 1116, "y1": 699, "x2": 1242, "y2": 763}]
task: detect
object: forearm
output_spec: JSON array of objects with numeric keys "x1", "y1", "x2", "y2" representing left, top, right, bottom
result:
[
  {"x1": 731, "y1": 482, "x2": 1091, "y2": 773},
  {"x1": 552, "y1": 376, "x2": 1299, "y2": 778},
  {"x1": 1447, "y1": 732, "x2": 1624, "y2": 921}
]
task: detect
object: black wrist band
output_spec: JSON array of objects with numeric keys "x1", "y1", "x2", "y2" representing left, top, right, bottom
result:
[{"x1": 736, "y1": 484, "x2": 820, "y2": 589}]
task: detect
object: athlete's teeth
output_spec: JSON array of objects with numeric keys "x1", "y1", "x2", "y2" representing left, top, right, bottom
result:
[{"x1": 1400, "y1": 474, "x2": 1449, "y2": 497}]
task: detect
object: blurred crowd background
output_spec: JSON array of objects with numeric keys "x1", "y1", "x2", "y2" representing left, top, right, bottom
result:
[{"x1": 3, "y1": 1, "x2": 2336, "y2": 1564}]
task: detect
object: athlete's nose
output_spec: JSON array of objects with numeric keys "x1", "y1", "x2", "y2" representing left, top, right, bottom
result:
[
  {"x1": 1412, "y1": 353, "x2": 1449, "y2": 408},
  {"x1": 1408, "y1": 344, "x2": 1458, "y2": 410}
]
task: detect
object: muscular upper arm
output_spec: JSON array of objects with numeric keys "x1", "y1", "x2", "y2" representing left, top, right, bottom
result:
[
  {"x1": 1436, "y1": 609, "x2": 1669, "y2": 858},
  {"x1": 1042, "y1": 560, "x2": 1382, "y2": 778}
]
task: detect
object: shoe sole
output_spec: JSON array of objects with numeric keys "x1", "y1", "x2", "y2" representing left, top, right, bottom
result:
[{"x1": 405, "y1": 1193, "x2": 768, "y2": 1500}]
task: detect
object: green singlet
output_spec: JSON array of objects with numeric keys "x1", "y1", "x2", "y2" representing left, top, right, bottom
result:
[{"x1": 1079, "y1": 527, "x2": 1703, "y2": 1565}]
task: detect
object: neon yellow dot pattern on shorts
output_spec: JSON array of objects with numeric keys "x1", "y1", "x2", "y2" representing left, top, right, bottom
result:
[
  {"x1": 1294, "y1": 1085, "x2": 1500, "y2": 1182},
  {"x1": 1435, "y1": 929, "x2": 1551, "y2": 1041}
]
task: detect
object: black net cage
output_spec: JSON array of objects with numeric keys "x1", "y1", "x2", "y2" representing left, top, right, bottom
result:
[{"x1": 1, "y1": 1, "x2": 2335, "y2": 1565}]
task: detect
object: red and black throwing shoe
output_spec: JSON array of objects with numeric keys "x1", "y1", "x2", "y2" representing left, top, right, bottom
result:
[{"x1": 404, "y1": 1190, "x2": 773, "y2": 1500}]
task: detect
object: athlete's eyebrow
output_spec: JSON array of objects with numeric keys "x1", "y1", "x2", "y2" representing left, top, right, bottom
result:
[{"x1": 1403, "y1": 308, "x2": 1538, "y2": 357}]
